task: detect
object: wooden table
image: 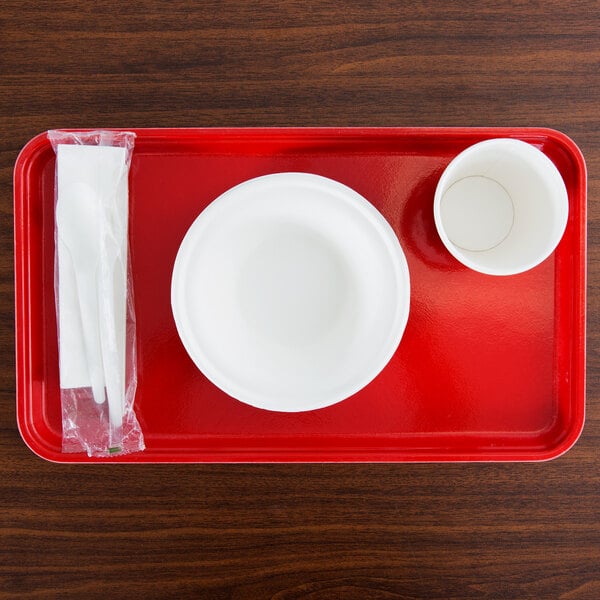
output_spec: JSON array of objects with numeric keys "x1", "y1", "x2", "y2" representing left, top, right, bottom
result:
[{"x1": 1, "y1": 2, "x2": 598, "y2": 598}]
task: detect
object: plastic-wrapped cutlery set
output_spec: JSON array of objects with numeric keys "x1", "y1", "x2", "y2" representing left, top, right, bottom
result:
[{"x1": 49, "y1": 131, "x2": 143, "y2": 456}]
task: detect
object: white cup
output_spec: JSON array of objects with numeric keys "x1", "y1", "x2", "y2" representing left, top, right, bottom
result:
[{"x1": 433, "y1": 138, "x2": 568, "y2": 275}]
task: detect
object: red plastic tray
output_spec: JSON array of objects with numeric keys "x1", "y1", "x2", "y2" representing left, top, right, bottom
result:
[{"x1": 14, "y1": 127, "x2": 586, "y2": 463}]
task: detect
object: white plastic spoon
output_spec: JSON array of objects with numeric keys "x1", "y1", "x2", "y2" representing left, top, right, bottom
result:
[{"x1": 56, "y1": 181, "x2": 105, "y2": 406}]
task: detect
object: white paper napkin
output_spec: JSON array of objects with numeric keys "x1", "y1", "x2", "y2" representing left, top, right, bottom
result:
[{"x1": 56, "y1": 144, "x2": 128, "y2": 391}]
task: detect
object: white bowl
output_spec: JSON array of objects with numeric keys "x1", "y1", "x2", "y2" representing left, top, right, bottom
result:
[
  {"x1": 433, "y1": 138, "x2": 569, "y2": 276},
  {"x1": 171, "y1": 172, "x2": 410, "y2": 412}
]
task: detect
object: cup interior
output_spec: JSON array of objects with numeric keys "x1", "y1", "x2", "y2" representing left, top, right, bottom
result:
[{"x1": 434, "y1": 139, "x2": 569, "y2": 275}]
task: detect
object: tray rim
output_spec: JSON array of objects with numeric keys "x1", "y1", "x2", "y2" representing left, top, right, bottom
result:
[{"x1": 14, "y1": 126, "x2": 587, "y2": 464}]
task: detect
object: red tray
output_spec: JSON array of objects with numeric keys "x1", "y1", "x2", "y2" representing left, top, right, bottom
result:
[{"x1": 14, "y1": 127, "x2": 586, "y2": 463}]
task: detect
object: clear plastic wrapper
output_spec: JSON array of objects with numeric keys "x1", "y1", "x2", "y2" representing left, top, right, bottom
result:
[{"x1": 48, "y1": 130, "x2": 144, "y2": 457}]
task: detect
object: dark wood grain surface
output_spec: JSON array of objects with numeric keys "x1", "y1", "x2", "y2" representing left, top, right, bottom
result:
[{"x1": 1, "y1": 1, "x2": 598, "y2": 598}]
